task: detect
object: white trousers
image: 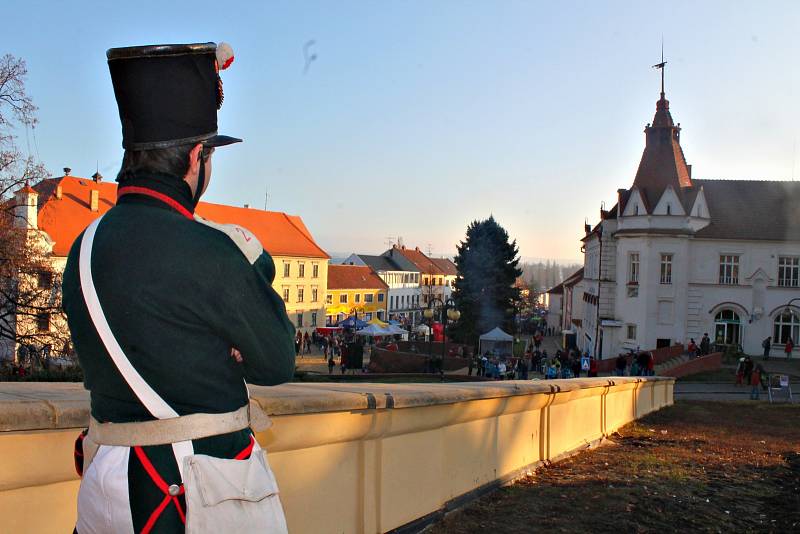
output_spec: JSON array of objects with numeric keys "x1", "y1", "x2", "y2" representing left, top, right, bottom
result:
[{"x1": 76, "y1": 441, "x2": 286, "y2": 534}]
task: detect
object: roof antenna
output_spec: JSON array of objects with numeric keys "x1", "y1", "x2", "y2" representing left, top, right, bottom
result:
[
  {"x1": 792, "y1": 137, "x2": 797, "y2": 182},
  {"x1": 264, "y1": 186, "x2": 270, "y2": 210}
]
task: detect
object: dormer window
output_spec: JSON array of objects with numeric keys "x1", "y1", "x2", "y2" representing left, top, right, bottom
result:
[
  {"x1": 634, "y1": 205, "x2": 639, "y2": 215},
  {"x1": 666, "y1": 205, "x2": 671, "y2": 215}
]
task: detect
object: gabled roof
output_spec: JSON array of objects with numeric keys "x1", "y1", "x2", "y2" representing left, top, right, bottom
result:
[
  {"x1": 390, "y1": 245, "x2": 444, "y2": 275},
  {"x1": 196, "y1": 202, "x2": 329, "y2": 259},
  {"x1": 327, "y1": 265, "x2": 388, "y2": 290},
  {"x1": 547, "y1": 282, "x2": 564, "y2": 295},
  {"x1": 691, "y1": 179, "x2": 800, "y2": 241},
  {"x1": 29, "y1": 176, "x2": 329, "y2": 258},
  {"x1": 431, "y1": 257, "x2": 457, "y2": 276},
  {"x1": 356, "y1": 254, "x2": 411, "y2": 272},
  {"x1": 562, "y1": 267, "x2": 584, "y2": 288}
]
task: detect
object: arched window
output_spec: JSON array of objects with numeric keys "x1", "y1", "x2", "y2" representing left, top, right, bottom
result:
[
  {"x1": 773, "y1": 310, "x2": 799, "y2": 345},
  {"x1": 714, "y1": 309, "x2": 742, "y2": 346}
]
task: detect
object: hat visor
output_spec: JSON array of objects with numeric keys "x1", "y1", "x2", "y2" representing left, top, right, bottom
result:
[{"x1": 202, "y1": 134, "x2": 242, "y2": 148}]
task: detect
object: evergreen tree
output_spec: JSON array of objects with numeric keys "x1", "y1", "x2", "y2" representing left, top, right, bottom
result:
[{"x1": 450, "y1": 216, "x2": 522, "y2": 346}]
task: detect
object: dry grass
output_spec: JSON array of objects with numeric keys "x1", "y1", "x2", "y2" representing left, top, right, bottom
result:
[{"x1": 428, "y1": 401, "x2": 800, "y2": 533}]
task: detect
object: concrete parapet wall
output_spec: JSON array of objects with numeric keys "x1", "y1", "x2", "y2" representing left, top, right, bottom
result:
[{"x1": 0, "y1": 377, "x2": 674, "y2": 533}]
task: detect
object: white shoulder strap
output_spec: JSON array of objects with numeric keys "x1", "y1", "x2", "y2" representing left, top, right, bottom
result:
[{"x1": 79, "y1": 217, "x2": 193, "y2": 478}]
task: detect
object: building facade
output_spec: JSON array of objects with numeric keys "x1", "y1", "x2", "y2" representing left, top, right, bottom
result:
[
  {"x1": 345, "y1": 253, "x2": 421, "y2": 325},
  {"x1": 325, "y1": 265, "x2": 389, "y2": 324},
  {"x1": 574, "y1": 85, "x2": 800, "y2": 359},
  {"x1": 2, "y1": 172, "x2": 329, "y2": 361}
]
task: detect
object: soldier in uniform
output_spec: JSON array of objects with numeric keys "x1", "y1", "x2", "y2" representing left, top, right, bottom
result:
[{"x1": 62, "y1": 42, "x2": 295, "y2": 533}]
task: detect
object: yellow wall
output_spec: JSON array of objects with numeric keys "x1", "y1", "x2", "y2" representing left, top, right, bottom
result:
[
  {"x1": 0, "y1": 377, "x2": 672, "y2": 534},
  {"x1": 326, "y1": 288, "x2": 388, "y2": 321},
  {"x1": 273, "y1": 256, "x2": 329, "y2": 332}
]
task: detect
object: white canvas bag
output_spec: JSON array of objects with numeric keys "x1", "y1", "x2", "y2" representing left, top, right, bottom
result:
[{"x1": 79, "y1": 217, "x2": 288, "y2": 533}]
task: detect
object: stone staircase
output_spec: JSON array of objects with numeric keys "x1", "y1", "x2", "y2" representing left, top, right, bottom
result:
[{"x1": 655, "y1": 353, "x2": 691, "y2": 375}]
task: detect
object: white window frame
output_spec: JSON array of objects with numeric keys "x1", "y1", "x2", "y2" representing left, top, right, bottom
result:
[
  {"x1": 282, "y1": 286, "x2": 290, "y2": 303},
  {"x1": 626, "y1": 324, "x2": 637, "y2": 340},
  {"x1": 283, "y1": 262, "x2": 290, "y2": 278},
  {"x1": 628, "y1": 253, "x2": 640, "y2": 284},
  {"x1": 773, "y1": 310, "x2": 799, "y2": 345},
  {"x1": 719, "y1": 255, "x2": 740, "y2": 285},
  {"x1": 298, "y1": 263, "x2": 305, "y2": 278},
  {"x1": 311, "y1": 287, "x2": 318, "y2": 302},
  {"x1": 339, "y1": 294, "x2": 348, "y2": 304},
  {"x1": 297, "y1": 287, "x2": 304, "y2": 303},
  {"x1": 364, "y1": 293, "x2": 374, "y2": 303},
  {"x1": 660, "y1": 253, "x2": 673, "y2": 285},
  {"x1": 312, "y1": 263, "x2": 319, "y2": 278},
  {"x1": 778, "y1": 256, "x2": 799, "y2": 287}
]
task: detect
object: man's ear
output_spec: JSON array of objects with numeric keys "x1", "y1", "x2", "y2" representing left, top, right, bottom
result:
[{"x1": 184, "y1": 143, "x2": 204, "y2": 181}]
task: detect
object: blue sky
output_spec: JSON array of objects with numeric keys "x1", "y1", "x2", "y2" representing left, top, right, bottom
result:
[{"x1": 4, "y1": 1, "x2": 799, "y2": 261}]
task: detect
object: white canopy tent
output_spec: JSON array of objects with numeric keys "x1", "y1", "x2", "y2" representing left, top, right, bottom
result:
[
  {"x1": 355, "y1": 324, "x2": 391, "y2": 337},
  {"x1": 479, "y1": 327, "x2": 514, "y2": 357}
]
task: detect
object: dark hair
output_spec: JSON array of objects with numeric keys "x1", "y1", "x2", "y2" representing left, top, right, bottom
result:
[{"x1": 116, "y1": 144, "x2": 213, "y2": 182}]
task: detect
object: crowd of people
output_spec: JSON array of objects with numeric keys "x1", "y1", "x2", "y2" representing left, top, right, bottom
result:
[
  {"x1": 296, "y1": 330, "x2": 369, "y2": 375},
  {"x1": 472, "y1": 347, "x2": 596, "y2": 380}
]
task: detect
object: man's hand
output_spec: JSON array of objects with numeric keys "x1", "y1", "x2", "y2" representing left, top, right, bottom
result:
[{"x1": 231, "y1": 347, "x2": 243, "y2": 363}]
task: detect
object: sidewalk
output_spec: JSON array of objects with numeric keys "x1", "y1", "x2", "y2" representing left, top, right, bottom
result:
[{"x1": 674, "y1": 381, "x2": 794, "y2": 402}]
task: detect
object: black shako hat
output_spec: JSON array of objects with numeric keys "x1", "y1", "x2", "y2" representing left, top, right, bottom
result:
[{"x1": 107, "y1": 42, "x2": 241, "y2": 150}]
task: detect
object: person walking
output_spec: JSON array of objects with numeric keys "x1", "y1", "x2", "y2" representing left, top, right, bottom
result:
[
  {"x1": 615, "y1": 353, "x2": 627, "y2": 376},
  {"x1": 688, "y1": 338, "x2": 698, "y2": 359},
  {"x1": 328, "y1": 356, "x2": 335, "y2": 375},
  {"x1": 700, "y1": 333, "x2": 711, "y2": 356},
  {"x1": 750, "y1": 363, "x2": 763, "y2": 400},
  {"x1": 735, "y1": 357, "x2": 745, "y2": 386},
  {"x1": 762, "y1": 336, "x2": 771, "y2": 360},
  {"x1": 588, "y1": 357, "x2": 598, "y2": 378},
  {"x1": 63, "y1": 42, "x2": 293, "y2": 533}
]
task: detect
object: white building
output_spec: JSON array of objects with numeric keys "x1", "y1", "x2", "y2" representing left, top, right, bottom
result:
[
  {"x1": 576, "y1": 85, "x2": 800, "y2": 359},
  {"x1": 344, "y1": 253, "x2": 421, "y2": 325}
]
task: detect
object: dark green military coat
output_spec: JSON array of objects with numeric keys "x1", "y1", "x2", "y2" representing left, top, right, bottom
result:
[{"x1": 62, "y1": 172, "x2": 296, "y2": 532}]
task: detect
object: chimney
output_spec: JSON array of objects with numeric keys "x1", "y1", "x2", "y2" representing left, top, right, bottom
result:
[
  {"x1": 55, "y1": 184, "x2": 63, "y2": 199},
  {"x1": 14, "y1": 183, "x2": 38, "y2": 230},
  {"x1": 687, "y1": 164, "x2": 692, "y2": 179},
  {"x1": 90, "y1": 189, "x2": 99, "y2": 212},
  {"x1": 243, "y1": 203, "x2": 250, "y2": 209},
  {"x1": 92, "y1": 172, "x2": 103, "y2": 183},
  {"x1": 63, "y1": 167, "x2": 71, "y2": 176}
]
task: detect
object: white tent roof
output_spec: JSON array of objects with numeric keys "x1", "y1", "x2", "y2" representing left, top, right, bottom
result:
[
  {"x1": 414, "y1": 324, "x2": 431, "y2": 334},
  {"x1": 479, "y1": 327, "x2": 513, "y2": 342},
  {"x1": 355, "y1": 324, "x2": 390, "y2": 336}
]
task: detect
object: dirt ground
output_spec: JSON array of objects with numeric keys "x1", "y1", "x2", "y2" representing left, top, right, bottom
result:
[{"x1": 428, "y1": 401, "x2": 800, "y2": 533}]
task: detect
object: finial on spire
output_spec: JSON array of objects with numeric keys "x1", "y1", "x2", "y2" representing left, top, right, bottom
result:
[{"x1": 652, "y1": 38, "x2": 667, "y2": 99}]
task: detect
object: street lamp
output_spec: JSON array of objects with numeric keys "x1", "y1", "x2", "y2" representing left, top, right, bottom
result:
[{"x1": 423, "y1": 297, "x2": 460, "y2": 376}]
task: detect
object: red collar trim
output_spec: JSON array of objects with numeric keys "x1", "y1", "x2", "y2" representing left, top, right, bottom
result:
[{"x1": 117, "y1": 186, "x2": 194, "y2": 220}]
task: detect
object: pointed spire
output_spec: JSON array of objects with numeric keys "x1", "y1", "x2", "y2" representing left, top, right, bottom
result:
[{"x1": 631, "y1": 55, "x2": 692, "y2": 209}]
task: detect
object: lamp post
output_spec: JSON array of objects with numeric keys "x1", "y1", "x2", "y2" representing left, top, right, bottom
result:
[{"x1": 423, "y1": 297, "x2": 460, "y2": 376}]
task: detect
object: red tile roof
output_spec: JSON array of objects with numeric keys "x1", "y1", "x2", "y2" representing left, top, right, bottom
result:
[
  {"x1": 392, "y1": 246, "x2": 444, "y2": 275},
  {"x1": 631, "y1": 94, "x2": 693, "y2": 210},
  {"x1": 430, "y1": 257, "x2": 457, "y2": 276},
  {"x1": 30, "y1": 177, "x2": 329, "y2": 258},
  {"x1": 327, "y1": 265, "x2": 388, "y2": 290}
]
